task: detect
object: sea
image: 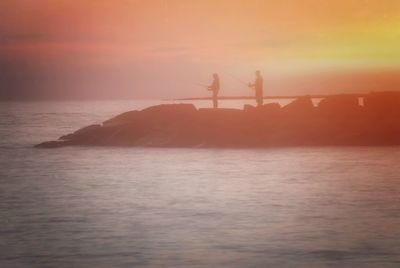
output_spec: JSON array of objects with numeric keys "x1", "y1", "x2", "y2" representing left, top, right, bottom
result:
[{"x1": 1, "y1": 100, "x2": 400, "y2": 268}]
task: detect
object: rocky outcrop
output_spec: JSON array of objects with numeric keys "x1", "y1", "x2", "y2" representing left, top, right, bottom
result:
[
  {"x1": 318, "y1": 94, "x2": 360, "y2": 113},
  {"x1": 35, "y1": 92, "x2": 400, "y2": 148},
  {"x1": 364, "y1": 91, "x2": 400, "y2": 118},
  {"x1": 282, "y1": 95, "x2": 314, "y2": 114}
]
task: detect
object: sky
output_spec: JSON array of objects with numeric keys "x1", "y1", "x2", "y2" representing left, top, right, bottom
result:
[{"x1": 0, "y1": 0, "x2": 400, "y2": 100}]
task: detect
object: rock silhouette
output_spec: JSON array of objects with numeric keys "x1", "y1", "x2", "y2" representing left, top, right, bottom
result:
[{"x1": 35, "y1": 92, "x2": 400, "y2": 148}]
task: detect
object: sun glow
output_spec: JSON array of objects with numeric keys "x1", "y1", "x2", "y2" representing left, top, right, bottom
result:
[{"x1": 1, "y1": 0, "x2": 400, "y2": 99}]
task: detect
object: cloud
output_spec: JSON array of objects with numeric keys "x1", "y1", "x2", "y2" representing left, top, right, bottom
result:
[{"x1": 0, "y1": 32, "x2": 113, "y2": 45}]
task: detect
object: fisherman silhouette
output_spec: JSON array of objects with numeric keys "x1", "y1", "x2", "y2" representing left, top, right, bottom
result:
[
  {"x1": 248, "y1": 70, "x2": 263, "y2": 107},
  {"x1": 208, "y1": 73, "x2": 220, "y2": 108}
]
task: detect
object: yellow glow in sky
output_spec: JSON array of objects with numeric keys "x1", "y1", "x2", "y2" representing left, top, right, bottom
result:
[{"x1": 1, "y1": 0, "x2": 400, "y2": 99}]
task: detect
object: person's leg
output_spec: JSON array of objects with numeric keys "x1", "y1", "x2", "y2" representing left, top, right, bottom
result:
[
  {"x1": 213, "y1": 91, "x2": 218, "y2": 108},
  {"x1": 256, "y1": 90, "x2": 263, "y2": 107}
]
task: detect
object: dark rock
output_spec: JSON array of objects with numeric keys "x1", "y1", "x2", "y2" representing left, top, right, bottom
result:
[
  {"x1": 60, "y1": 124, "x2": 101, "y2": 140},
  {"x1": 198, "y1": 108, "x2": 242, "y2": 119},
  {"x1": 138, "y1": 104, "x2": 198, "y2": 129},
  {"x1": 317, "y1": 94, "x2": 362, "y2": 118},
  {"x1": 262, "y1": 103, "x2": 281, "y2": 111},
  {"x1": 318, "y1": 95, "x2": 359, "y2": 110},
  {"x1": 364, "y1": 91, "x2": 400, "y2": 118},
  {"x1": 35, "y1": 93, "x2": 400, "y2": 148},
  {"x1": 243, "y1": 104, "x2": 256, "y2": 112},
  {"x1": 103, "y1": 111, "x2": 140, "y2": 126},
  {"x1": 282, "y1": 96, "x2": 314, "y2": 114},
  {"x1": 141, "y1": 103, "x2": 197, "y2": 117},
  {"x1": 244, "y1": 103, "x2": 281, "y2": 114},
  {"x1": 35, "y1": 141, "x2": 67, "y2": 148}
]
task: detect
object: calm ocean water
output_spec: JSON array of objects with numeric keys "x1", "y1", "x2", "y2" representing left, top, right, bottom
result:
[{"x1": 1, "y1": 100, "x2": 400, "y2": 268}]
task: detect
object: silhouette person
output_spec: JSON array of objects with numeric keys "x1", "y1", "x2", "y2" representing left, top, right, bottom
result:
[
  {"x1": 248, "y1": 70, "x2": 263, "y2": 107},
  {"x1": 208, "y1": 73, "x2": 220, "y2": 108}
]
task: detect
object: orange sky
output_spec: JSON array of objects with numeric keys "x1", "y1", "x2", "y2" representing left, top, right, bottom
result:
[{"x1": 1, "y1": 0, "x2": 400, "y2": 99}]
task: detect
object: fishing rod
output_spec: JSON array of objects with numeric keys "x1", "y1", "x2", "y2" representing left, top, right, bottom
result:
[
  {"x1": 194, "y1": 82, "x2": 213, "y2": 91},
  {"x1": 194, "y1": 82, "x2": 209, "y2": 88},
  {"x1": 226, "y1": 73, "x2": 249, "y2": 87}
]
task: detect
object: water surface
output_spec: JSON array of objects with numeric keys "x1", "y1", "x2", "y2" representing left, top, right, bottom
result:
[{"x1": 1, "y1": 100, "x2": 399, "y2": 267}]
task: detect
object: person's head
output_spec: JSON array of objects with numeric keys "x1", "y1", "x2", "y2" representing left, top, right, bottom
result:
[
  {"x1": 213, "y1": 73, "x2": 219, "y2": 80},
  {"x1": 255, "y1": 70, "x2": 261, "y2": 77}
]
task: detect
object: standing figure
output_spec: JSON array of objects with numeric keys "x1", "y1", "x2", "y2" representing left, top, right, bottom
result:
[
  {"x1": 248, "y1": 70, "x2": 263, "y2": 107},
  {"x1": 208, "y1": 73, "x2": 220, "y2": 108}
]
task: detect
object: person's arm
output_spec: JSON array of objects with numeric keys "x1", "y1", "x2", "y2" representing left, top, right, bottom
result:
[{"x1": 208, "y1": 80, "x2": 216, "y2": 91}]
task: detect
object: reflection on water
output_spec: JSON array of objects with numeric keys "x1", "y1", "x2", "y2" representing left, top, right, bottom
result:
[{"x1": 1, "y1": 101, "x2": 400, "y2": 267}]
